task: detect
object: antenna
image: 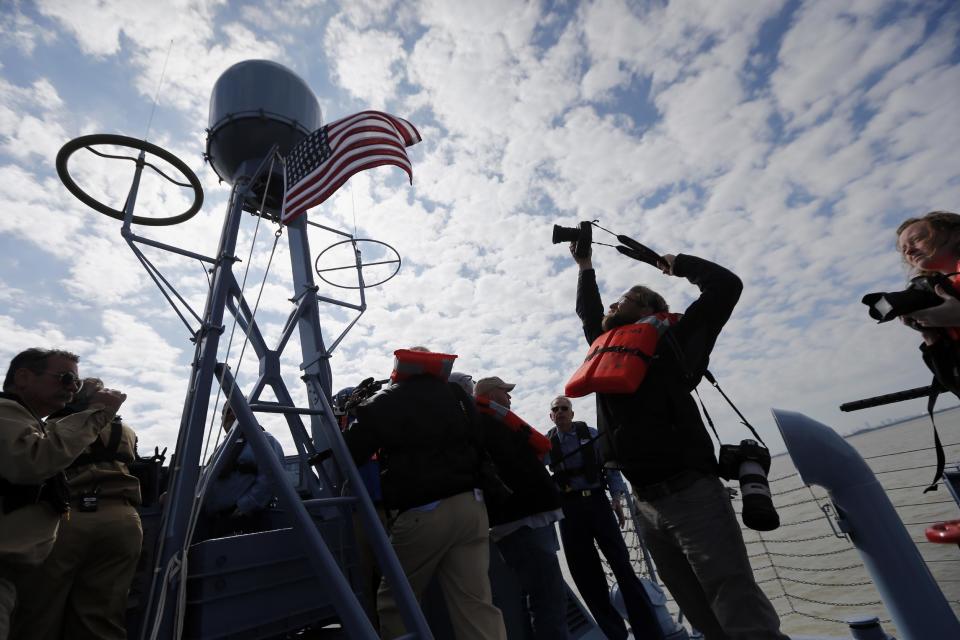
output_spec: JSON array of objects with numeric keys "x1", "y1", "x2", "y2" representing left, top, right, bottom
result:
[{"x1": 143, "y1": 39, "x2": 173, "y2": 142}]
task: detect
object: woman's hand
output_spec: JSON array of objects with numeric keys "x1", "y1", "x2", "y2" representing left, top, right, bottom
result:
[{"x1": 904, "y1": 285, "x2": 960, "y2": 328}]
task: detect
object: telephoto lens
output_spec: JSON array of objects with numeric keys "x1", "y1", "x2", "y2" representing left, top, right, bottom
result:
[
  {"x1": 551, "y1": 224, "x2": 580, "y2": 244},
  {"x1": 551, "y1": 221, "x2": 592, "y2": 258},
  {"x1": 736, "y1": 439, "x2": 780, "y2": 531}
]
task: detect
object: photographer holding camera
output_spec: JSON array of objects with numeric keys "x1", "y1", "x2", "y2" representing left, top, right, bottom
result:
[
  {"x1": 12, "y1": 377, "x2": 142, "y2": 640},
  {"x1": 567, "y1": 238, "x2": 787, "y2": 640},
  {"x1": 893, "y1": 211, "x2": 960, "y2": 335}
]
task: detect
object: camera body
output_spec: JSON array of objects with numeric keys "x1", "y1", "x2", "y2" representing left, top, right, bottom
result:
[
  {"x1": 718, "y1": 439, "x2": 780, "y2": 531},
  {"x1": 340, "y1": 377, "x2": 388, "y2": 413},
  {"x1": 552, "y1": 221, "x2": 592, "y2": 259},
  {"x1": 862, "y1": 273, "x2": 955, "y2": 323}
]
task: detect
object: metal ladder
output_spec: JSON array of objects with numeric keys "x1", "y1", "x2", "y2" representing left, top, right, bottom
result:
[{"x1": 124, "y1": 153, "x2": 431, "y2": 639}]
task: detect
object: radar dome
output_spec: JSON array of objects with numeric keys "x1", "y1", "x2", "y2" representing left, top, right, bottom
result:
[{"x1": 206, "y1": 60, "x2": 322, "y2": 186}]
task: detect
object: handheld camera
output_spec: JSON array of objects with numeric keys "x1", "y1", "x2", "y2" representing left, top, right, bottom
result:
[
  {"x1": 552, "y1": 220, "x2": 666, "y2": 269},
  {"x1": 341, "y1": 377, "x2": 389, "y2": 413},
  {"x1": 862, "y1": 273, "x2": 956, "y2": 323},
  {"x1": 552, "y1": 221, "x2": 593, "y2": 259}
]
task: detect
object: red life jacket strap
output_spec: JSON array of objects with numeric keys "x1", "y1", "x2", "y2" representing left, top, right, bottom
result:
[
  {"x1": 476, "y1": 396, "x2": 552, "y2": 459},
  {"x1": 590, "y1": 345, "x2": 654, "y2": 361}
]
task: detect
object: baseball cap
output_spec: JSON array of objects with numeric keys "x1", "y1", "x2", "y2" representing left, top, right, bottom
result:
[{"x1": 475, "y1": 376, "x2": 516, "y2": 396}]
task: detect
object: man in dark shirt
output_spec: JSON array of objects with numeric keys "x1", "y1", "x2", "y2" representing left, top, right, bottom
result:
[
  {"x1": 545, "y1": 395, "x2": 662, "y2": 640},
  {"x1": 570, "y1": 244, "x2": 788, "y2": 640},
  {"x1": 344, "y1": 359, "x2": 506, "y2": 640}
]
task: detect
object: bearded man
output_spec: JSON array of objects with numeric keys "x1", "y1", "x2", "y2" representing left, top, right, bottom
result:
[{"x1": 569, "y1": 244, "x2": 788, "y2": 640}]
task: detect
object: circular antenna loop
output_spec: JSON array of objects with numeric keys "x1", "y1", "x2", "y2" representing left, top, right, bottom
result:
[
  {"x1": 315, "y1": 238, "x2": 401, "y2": 289},
  {"x1": 56, "y1": 133, "x2": 204, "y2": 226}
]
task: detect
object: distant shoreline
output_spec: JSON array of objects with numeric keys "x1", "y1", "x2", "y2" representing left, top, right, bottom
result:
[
  {"x1": 768, "y1": 403, "x2": 960, "y2": 460},
  {"x1": 846, "y1": 403, "x2": 960, "y2": 437}
]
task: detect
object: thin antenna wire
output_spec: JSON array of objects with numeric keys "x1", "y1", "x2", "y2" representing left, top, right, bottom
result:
[
  {"x1": 350, "y1": 181, "x2": 358, "y2": 237},
  {"x1": 143, "y1": 40, "x2": 174, "y2": 142}
]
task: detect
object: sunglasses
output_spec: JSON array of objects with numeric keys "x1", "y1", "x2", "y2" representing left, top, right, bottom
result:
[
  {"x1": 47, "y1": 371, "x2": 82, "y2": 387},
  {"x1": 616, "y1": 295, "x2": 645, "y2": 307}
]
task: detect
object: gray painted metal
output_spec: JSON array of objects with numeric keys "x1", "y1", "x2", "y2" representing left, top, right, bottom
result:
[
  {"x1": 847, "y1": 615, "x2": 894, "y2": 639},
  {"x1": 215, "y1": 367, "x2": 375, "y2": 636},
  {"x1": 772, "y1": 408, "x2": 960, "y2": 640},
  {"x1": 134, "y1": 156, "x2": 431, "y2": 637},
  {"x1": 57, "y1": 113, "x2": 427, "y2": 634},
  {"x1": 943, "y1": 463, "x2": 960, "y2": 507},
  {"x1": 206, "y1": 60, "x2": 322, "y2": 185}
]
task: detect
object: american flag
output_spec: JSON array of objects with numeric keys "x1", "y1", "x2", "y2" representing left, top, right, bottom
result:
[{"x1": 281, "y1": 110, "x2": 422, "y2": 223}]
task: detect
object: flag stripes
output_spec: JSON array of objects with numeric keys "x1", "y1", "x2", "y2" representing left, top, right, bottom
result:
[{"x1": 282, "y1": 110, "x2": 421, "y2": 223}]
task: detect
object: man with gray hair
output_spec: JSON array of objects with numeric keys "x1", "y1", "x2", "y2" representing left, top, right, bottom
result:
[
  {"x1": 545, "y1": 394, "x2": 661, "y2": 640},
  {"x1": 0, "y1": 348, "x2": 125, "y2": 640}
]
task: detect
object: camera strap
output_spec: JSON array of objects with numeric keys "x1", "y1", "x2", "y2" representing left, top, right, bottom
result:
[
  {"x1": 701, "y1": 370, "x2": 768, "y2": 449},
  {"x1": 693, "y1": 388, "x2": 723, "y2": 447},
  {"x1": 923, "y1": 378, "x2": 947, "y2": 494},
  {"x1": 662, "y1": 332, "x2": 767, "y2": 449}
]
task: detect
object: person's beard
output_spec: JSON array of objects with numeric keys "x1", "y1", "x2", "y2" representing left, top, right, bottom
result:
[{"x1": 602, "y1": 310, "x2": 634, "y2": 332}]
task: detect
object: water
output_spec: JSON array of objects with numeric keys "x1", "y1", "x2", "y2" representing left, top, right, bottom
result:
[{"x1": 601, "y1": 406, "x2": 960, "y2": 638}]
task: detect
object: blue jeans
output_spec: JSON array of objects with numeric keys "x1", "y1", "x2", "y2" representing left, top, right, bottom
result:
[{"x1": 496, "y1": 524, "x2": 570, "y2": 640}]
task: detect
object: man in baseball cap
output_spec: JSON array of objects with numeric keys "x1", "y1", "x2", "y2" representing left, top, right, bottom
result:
[
  {"x1": 474, "y1": 377, "x2": 515, "y2": 404},
  {"x1": 474, "y1": 375, "x2": 567, "y2": 639}
]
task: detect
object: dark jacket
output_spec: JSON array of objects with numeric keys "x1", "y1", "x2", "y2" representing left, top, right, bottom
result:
[
  {"x1": 546, "y1": 421, "x2": 601, "y2": 490},
  {"x1": 345, "y1": 375, "x2": 485, "y2": 512},
  {"x1": 577, "y1": 254, "x2": 743, "y2": 486},
  {"x1": 478, "y1": 412, "x2": 560, "y2": 526}
]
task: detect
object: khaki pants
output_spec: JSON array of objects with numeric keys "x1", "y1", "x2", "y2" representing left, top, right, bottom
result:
[
  {"x1": 12, "y1": 500, "x2": 142, "y2": 640},
  {"x1": 378, "y1": 491, "x2": 506, "y2": 640}
]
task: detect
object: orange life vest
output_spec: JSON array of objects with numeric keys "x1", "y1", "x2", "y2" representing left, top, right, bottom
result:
[
  {"x1": 390, "y1": 349, "x2": 457, "y2": 383},
  {"x1": 475, "y1": 396, "x2": 552, "y2": 460},
  {"x1": 565, "y1": 312, "x2": 681, "y2": 398}
]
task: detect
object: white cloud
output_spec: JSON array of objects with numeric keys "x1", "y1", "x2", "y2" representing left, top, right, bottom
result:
[
  {"x1": 37, "y1": 0, "x2": 283, "y2": 120},
  {"x1": 0, "y1": 2, "x2": 56, "y2": 55},
  {"x1": 1, "y1": 0, "x2": 959, "y2": 476},
  {"x1": 324, "y1": 16, "x2": 406, "y2": 108}
]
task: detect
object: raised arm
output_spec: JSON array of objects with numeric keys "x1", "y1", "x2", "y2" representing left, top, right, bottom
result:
[{"x1": 572, "y1": 242, "x2": 606, "y2": 344}]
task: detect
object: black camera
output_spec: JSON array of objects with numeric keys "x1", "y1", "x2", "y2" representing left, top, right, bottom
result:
[
  {"x1": 341, "y1": 377, "x2": 388, "y2": 413},
  {"x1": 718, "y1": 439, "x2": 780, "y2": 531},
  {"x1": 552, "y1": 221, "x2": 592, "y2": 259},
  {"x1": 862, "y1": 274, "x2": 955, "y2": 323}
]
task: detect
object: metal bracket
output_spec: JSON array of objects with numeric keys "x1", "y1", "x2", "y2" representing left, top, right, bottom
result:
[{"x1": 821, "y1": 502, "x2": 851, "y2": 539}]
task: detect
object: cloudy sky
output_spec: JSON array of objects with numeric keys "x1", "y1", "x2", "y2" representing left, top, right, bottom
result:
[{"x1": 1, "y1": 0, "x2": 959, "y2": 461}]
